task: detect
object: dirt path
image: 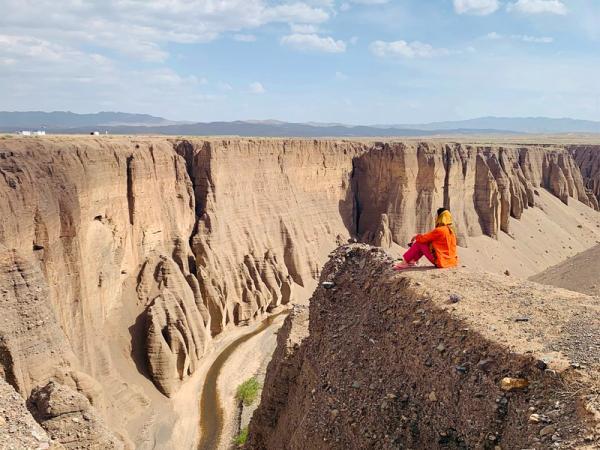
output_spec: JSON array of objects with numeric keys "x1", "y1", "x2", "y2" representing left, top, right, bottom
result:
[{"x1": 197, "y1": 311, "x2": 289, "y2": 450}]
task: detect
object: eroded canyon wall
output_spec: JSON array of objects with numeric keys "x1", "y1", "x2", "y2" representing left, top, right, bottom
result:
[
  {"x1": 0, "y1": 136, "x2": 596, "y2": 447},
  {"x1": 0, "y1": 137, "x2": 208, "y2": 446},
  {"x1": 570, "y1": 145, "x2": 600, "y2": 208},
  {"x1": 354, "y1": 142, "x2": 595, "y2": 247},
  {"x1": 176, "y1": 139, "x2": 366, "y2": 335}
]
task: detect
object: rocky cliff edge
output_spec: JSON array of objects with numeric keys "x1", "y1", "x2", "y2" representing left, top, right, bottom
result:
[{"x1": 248, "y1": 245, "x2": 600, "y2": 449}]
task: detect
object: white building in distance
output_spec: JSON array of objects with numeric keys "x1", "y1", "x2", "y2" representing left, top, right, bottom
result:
[{"x1": 18, "y1": 130, "x2": 46, "y2": 136}]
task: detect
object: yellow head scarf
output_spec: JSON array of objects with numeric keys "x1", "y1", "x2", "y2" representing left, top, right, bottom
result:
[
  {"x1": 436, "y1": 210, "x2": 455, "y2": 234},
  {"x1": 436, "y1": 210, "x2": 453, "y2": 227}
]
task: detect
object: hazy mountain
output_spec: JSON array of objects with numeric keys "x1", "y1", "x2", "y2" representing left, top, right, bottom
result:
[
  {"x1": 27, "y1": 122, "x2": 517, "y2": 137},
  {"x1": 0, "y1": 111, "x2": 177, "y2": 129},
  {"x1": 2, "y1": 111, "x2": 599, "y2": 136},
  {"x1": 380, "y1": 116, "x2": 600, "y2": 134}
]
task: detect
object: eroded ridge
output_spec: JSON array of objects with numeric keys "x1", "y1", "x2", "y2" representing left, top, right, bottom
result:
[{"x1": 248, "y1": 245, "x2": 600, "y2": 449}]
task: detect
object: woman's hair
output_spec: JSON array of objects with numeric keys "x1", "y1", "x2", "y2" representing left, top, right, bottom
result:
[{"x1": 437, "y1": 207, "x2": 448, "y2": 217}]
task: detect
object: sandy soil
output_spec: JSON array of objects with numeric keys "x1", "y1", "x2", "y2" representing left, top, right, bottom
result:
[{"x1": 530, "y1": 243, "x2": 600, "y2": 296}]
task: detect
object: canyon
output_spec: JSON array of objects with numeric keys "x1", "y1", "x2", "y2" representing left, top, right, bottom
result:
[{"x1": 0, "y1": 136, "x2": 599, "y2": 449}]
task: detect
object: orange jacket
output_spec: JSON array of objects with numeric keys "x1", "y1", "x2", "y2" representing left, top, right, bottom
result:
[{"x1": 415, "y1": 225, "x2": 458, "y2": 268}]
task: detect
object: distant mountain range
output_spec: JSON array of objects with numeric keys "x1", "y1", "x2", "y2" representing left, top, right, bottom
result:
[
  {"x1": 377, "y1": 117, "x2": 600, "y2": 134},
  {"x1": 0, "y1": 111, "x2": 178, "y2": 129},
  {"x1": 1, "y1": 111, "x2": 599, "y2": 136}
]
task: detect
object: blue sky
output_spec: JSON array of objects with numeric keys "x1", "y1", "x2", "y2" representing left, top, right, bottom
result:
[{"x1": 1, "y1": 0, "x2": 599, "y2": 123}]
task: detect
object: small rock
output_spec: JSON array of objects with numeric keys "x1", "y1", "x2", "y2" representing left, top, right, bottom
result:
[
  {"x1": 455, "y1": 365, "x2": 467, "y2": 374},
  {"x1": 0, "y1": 416, "x2": 5, "y2": 426},
  {"x1": 504, "y1": 270, "x2": 510, "y2": 276},
  {"x1": 330, "y1": 409, "x2": 339, "y2": 418},
  {"x1": 500, "y1": 377, "x2": 529, "y2": 391},
  {"x1": 351, "y1": 381, "x2": 361, "y2": 389},
  {"x1": 535, "y1": 360, "x2": 548, "y2": 370},
  {"x1": 436, "y1": 343, "x2": 446, "y2": 352},
  {"x1": 477, "y1": 359, "x2": 495, "y2": 372},
  {"x1": 529, "y1": 413, "x2": 540, "y2": 423},
  {"x1": 428, "y1": 391, "x2": 437, "y2": 402},
  {"x1": 514, "y1": 316, "x2": 530, "y2": 322},
  {"x1": 449, "y1": 294, "x2": 461, "y2": 303},
  {"x1": 539, "y1": 425, "x2": 556, "y2": 437},
  {"x1": 322, "y1": 281, "x2": 335, "y2": 290}
]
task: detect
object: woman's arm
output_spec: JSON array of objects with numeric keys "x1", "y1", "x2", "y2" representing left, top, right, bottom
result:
[{"x1": 415, "y1": 228, "x2": 442, "y2": 244}]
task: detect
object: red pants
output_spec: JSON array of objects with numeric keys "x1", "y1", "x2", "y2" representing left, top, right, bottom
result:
[{"x1": 404, "y1": 242, "x2": 436, "y2": 266}]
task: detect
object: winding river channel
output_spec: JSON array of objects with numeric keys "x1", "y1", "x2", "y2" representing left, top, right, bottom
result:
[{"x1": 197, "y1": 311, "x2": 289, "y2": 450}]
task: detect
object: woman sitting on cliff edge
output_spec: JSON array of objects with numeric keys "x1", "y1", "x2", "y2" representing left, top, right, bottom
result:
[{"x1": 393, "y1": 208, "x2": 458, "y2": 270}]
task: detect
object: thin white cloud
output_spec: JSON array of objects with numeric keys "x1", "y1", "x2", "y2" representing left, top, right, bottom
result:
[
  {"x1": 0, "y1": 0, "x2": 331, "y2": 62},
  {"x1": 349, "y1": 0, "x2": 390, "y2": 4},
  {"x1": 262, "y1": 3, "x2": 329, "y2": 23},
  {"x1": 517, "y1": 34, "x2": 554, "y2": 43},
  {"x1": 143, "y1": 69, "x2": 204, "y2": 87},
  {"x1": 281, "y1": 33, "x2": 346, "y2": 53},
  {"x1": 370, "y1": 40, "x2": 446, "y2": 58},
  {"x1": 249, "y1": 82, "x2": 266, "y2": 94},
  {"x1": 339, "y1": 0, "x2": 388, "y2": 12},
  {"x1": 485, "y1": 31, "x2": 503, "y2": 40},
  {"x1": 0, "y1": 34, "x2": 112, "y2": 67},
  {"x1": 335, "y1": 71, "x2": 349, "y2": 80},
  {"x1": 218, "y1": 81, "x2": 233, "y2": 91},
  {"x1": 290, "y1": 23, "x2": 319, "y2": 33},
  {"x1": 507, "y1": 0, "x2": 568, "y2": 15},
  {"x1": 233, "y1": 34, "x2": 257, "y2": 42},
  {"x1": 485, "y1": 32, "x2": 554, "y2": 43},
  {"x1": 453, "y1": 0, "x2": 500, "y2": 15}
]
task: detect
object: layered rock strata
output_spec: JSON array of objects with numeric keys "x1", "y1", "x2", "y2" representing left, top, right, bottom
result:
[
  {"x1": 174, "y1": 139, "x2": 365, "y2": 335},
  {"x1": 354, "y1": 143, "x2": 595, "y2": 247},
  {"x1": 248, "y1": 245, "x2": 600, "y2": 449},
  {"x1": 0, "y1": 137, "x2": 597, "y2": 446},
  {"x1": 569, "y1": 145, "x2": 600, "y2": 208},
  {"x1": 0, "y1": 137, "x2": 201, "y2": 446}
]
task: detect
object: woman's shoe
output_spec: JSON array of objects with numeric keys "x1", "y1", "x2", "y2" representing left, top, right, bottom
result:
[{"x1": 392, "y1": 261, "x2": 416, "y2": 271}]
